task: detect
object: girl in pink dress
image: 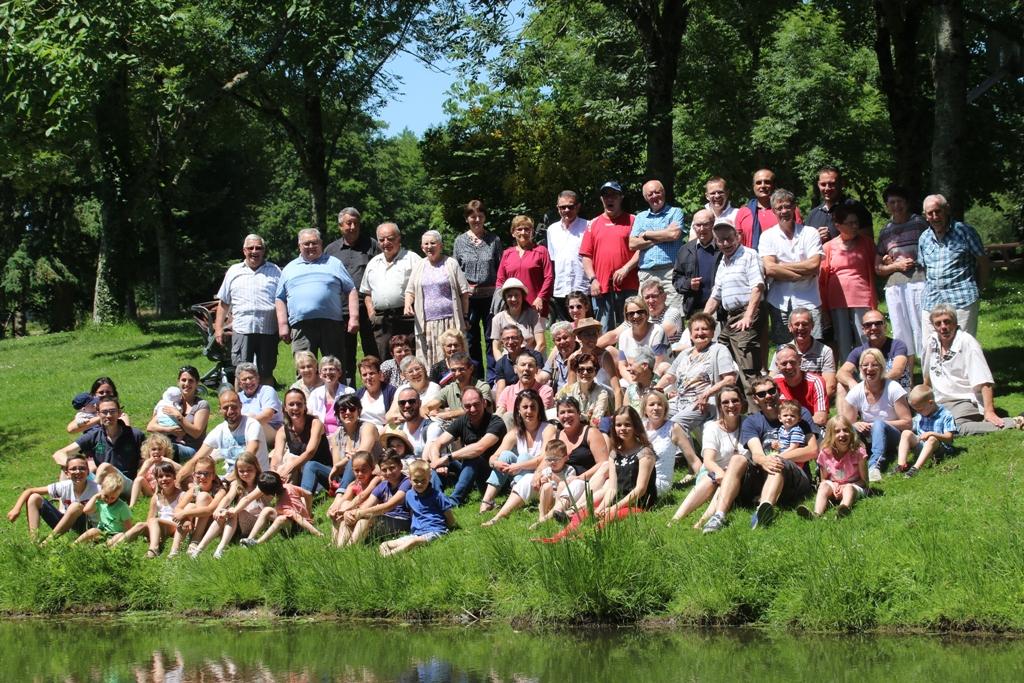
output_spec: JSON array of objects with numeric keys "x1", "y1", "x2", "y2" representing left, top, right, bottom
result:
[
  {"x1": 799, "y1": 415, "x2": 868, "y2": 519},
  {"x1": 237, "y1": 471, "x2": 323, "y2": 546}
]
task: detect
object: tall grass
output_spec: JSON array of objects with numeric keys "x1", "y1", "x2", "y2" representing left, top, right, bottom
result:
[{"x1": 1, "y1": 279, "x2": 1024, "y2": 630}]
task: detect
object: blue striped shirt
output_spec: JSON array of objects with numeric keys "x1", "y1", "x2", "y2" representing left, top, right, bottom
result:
[{"x1": 918, "y1": 221, "x2": 984, "y2": 309}]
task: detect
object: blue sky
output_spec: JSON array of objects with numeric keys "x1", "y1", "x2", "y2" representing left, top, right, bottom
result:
[{"x1": 378, "y1": 50, "x2": 459, "y2": 137}]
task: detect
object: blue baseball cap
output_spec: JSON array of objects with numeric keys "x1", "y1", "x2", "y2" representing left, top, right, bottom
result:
[{"x1": 599, "y1": 181, "x2": 624, "y2": 195}]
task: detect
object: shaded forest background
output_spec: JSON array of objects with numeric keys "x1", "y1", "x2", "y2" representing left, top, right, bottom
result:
[{"x1": 1, "y1": 0, "x2": 1021, "y2": 335}]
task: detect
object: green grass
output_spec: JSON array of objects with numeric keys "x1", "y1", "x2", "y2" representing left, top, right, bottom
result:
[{"x1": 1, "y1": 278, "x2": 1024, "y2": 630}]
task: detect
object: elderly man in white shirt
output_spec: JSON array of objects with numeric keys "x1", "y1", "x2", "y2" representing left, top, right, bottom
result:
[
  {"x1": 758, "y1": 188, "x2": 824, "y2": 345},
  {"x1": 214, "y1": 233, "x2": 282, "y2": 385},
  {"x1": 360, "y1": 222, "x2": 421, "y2": 361},
  {"x1": 545, "y1": 190, "x2": 589, "y2": 322}
]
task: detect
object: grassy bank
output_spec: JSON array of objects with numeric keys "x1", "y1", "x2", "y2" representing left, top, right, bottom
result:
[{"x1": 1, "y1": 279, "x2": 1023, "y2": 631}]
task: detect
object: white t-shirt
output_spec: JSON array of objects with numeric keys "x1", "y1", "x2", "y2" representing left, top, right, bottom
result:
[
  {"x1": 202, "y1": 416, "x2": 269, "y2": 473},
  {"x1": 758, "y1": 224, "x2": 823, "y2": 309},
  {"x1": 701, "y1": 420, "x2": 747, "y2": 470},
  {"x1": 360, "y1": 392, "x2": 387, "y2": 428},
  {"x1": 617, "y1": 323, "x2": 667, "y2": 362},
  {"x1": 921, "y1": 331, "x2": 993, "y2": 410},
  {"x1": 48, "y1": 479, "x2": 100, "y2": 515},
  {"x1": 846, "y1": 380, "x2": 907, "y2": 422}
]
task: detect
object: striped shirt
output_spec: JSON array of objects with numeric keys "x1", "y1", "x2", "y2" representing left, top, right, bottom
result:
[
  {"x1": 216, "y1": 261, "x2": 281, "y2": 334},
  {"x1": 632, "y1": 204, "x2": 685, "y2": 269},
  {"x1": 710, "y1": 245, "x2": 764, "y2": 311},
  {"x1": 918, "y1": 221, "x2": 984, "y2": 309}
]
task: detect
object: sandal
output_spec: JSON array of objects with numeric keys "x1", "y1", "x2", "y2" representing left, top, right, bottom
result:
[
  {"x1": 478, "y1": 500, "x2": 496, "y2": 513},
  {"x1": 145, "y1": 549, "x2": 159, "y2": 559}
]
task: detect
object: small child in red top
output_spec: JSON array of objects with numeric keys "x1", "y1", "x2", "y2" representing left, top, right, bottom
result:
[
  {"x1": 327, "y1": 451, "x2": 381, "y2": 545},
  {"x1": 238, "y1": 471, "x2": 322, "y2": 546},
  {"x1": 798, "y1": 415, "x2": 868, "y2": 519}
]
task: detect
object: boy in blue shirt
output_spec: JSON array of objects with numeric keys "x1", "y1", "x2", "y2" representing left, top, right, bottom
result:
[
  {"x1": 897, "y1": 385, "x2": 957, "y2": 477},
  {"x1": 380, "y1": 460, "x2": 456, "y2": 556}
]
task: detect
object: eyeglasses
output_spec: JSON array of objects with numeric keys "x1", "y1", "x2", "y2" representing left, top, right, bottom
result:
[
  {"x1": 98, "y1": 409, "x2": 119, "y2": 416},
  {"x1": 557, "y1": 204, "x2": 576, "y2": 210},
  {"x1": 193, "y1": 471, "x2": 212, "y2": 478},
  {"x1": 576, "y1": 366, "x2": 596, "y2": 374},
  {"x1": 626, "y1": 310, "x2": 646, "y2": 319},
  {"x1": 397, "y1": 399, "x2": 419, "y2": 406},
  {"x1": 862, "y1": 320, "x2": 884, "y2": 328},
  {"x1": 754, "y1": 387, "x2": 779, "y2": 398}
]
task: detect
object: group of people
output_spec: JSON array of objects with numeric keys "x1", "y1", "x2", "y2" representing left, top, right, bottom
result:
[{"x1": 8, "y1": 167, "x2": 1022, "y2": 554}]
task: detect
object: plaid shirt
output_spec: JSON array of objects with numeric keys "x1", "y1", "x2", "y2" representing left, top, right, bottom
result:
[{"x1": 918, "y1": 221, "x2": 984, "y2": 309}]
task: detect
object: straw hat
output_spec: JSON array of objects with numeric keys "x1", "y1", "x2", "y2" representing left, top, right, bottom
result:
[
  {"x1": 500, "y1": 278, "x2": 528, "y2": 297},
  {"x1": 573, "y1": 317, "x2": 603, "y2": 334}
]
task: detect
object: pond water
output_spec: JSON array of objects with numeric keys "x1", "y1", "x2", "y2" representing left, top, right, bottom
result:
[{"x1": 2, "y1": 618, "x2": 1023, "y2": 682}]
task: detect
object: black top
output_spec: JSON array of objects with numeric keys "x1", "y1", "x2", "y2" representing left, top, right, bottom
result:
[
  {"x1": 285, "y1": 417, "x2": 332, "y2": 466},
  {"x1": 614, "y1": 446, "x2": 657, "y2": 510},
  {"x1": 324, "y1": 232, "x2": 380, "y2": 314},
  {"x1": 75, "y1": 422, "x2": 145, "y2": 479},
  {"x1": 445, "y1": 413, "x2": 507, "y2": 460},
  {"x1": 565, "y1": 426, "x2": 595, "y2": 476}
]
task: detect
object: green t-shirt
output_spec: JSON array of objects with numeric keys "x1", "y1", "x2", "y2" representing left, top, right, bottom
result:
[{"x1": 97, "y1": 499, "x2": 132, "y2": 536}]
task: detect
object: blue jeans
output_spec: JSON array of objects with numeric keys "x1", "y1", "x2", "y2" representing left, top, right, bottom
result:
[
  {"x1": 593, "y1": 290, "x2": 637, "y2": 331},
  {"x1": 447, "y1": 456, "x2": 490, "y2": 506},
  {"x1": 172, "y1": 444, "x2": 196, "y2": 463},
  {"x1": 301, "y1": 460, "x2": 333, "y2": 495},
  {"x1": 868, "y1": 420, "x2": 901, "y2": 470}
]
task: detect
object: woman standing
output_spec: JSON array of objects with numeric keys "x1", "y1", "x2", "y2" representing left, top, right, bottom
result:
[
  {"x1": 405, "y1": 230, "x2": 471, "y2": 368},
  {"x1": 841, "y1": 347, "x2": 912, "y2": 482},
  {"x1": 453, "y1": 200, "x2": 503, "y2": 375},
  {"x1": 495, "y1": 215, "x2": 554, "y2": 319},
  {"x1": 145, "y1": 366, "x2": 210, "y2": 461},
  {"x1": 820, "y1": 204, "x2": 877, "y2": 363}
]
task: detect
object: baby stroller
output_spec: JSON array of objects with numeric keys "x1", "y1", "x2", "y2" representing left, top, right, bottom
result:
[{"x1": 189, "y1": 301, "x2": 234, "y2": 390}]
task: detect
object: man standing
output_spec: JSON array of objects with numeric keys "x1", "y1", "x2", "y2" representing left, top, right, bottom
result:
[
  {"x1": 804, "y1": 165, "x2": 873, "y2": 243},
  {"x1": 703, "y1": 222, "x2": 765, "y2": 389},
  {"x1": 772, "y1": 344, "x2": 828, "y2": 427},
  {"x1": 759, "y1": 189, "x2": 823, "y2": 344},
  {"x1": 325, "y1": 208, "x2": 380, "y2": 382},
  {"x1": 580, "y1": 181, "x2": 638, "y2": 330},
  {"x1": 918, "y1": 194, "x2": 988, "y2": 338},
  {"x1": 360, "y1": 222, "x2": 419, "y2": 361},
  {"x1": 672, "y1": 208, "x2": 719, "y2": 319},
  {"x1": 546, "y1": 190, "x2": 589, "y2": 322},
  {"x1": 275, "y1": 228, "x2": 358, "y2": 363},
  {"x1": 735, "y1": 168, "x2": 802, "y2": 249},
  {"x1": 629, "y1": 179, "x2": 684, "y2": 310},
  {"x1": 215, "y1": 234, "x2": 281, "y2": 385},
  {"x1": 699, "y1": 176, "x2": 738, "y2": 236},
  {"x1": 424, "y1": 386, "x2": 507, "y2": 506}
]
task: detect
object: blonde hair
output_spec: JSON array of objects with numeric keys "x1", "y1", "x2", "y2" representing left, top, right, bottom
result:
[
  {"x1": 511, "y1": 215, "x2": 534, "y2": 232},
  {"x1": 821, "y1": 415, "x2": 862, "y2": 453},
  {"x1": 99, "y1": 473, "x2": 124, "y2": 497},
  {"x1": 778, "y1": 400, "x2": 802, "y2": 418},
  {"x1": 438, "y1": 328, "x2": 467, "y2": 351},
  {"x1": 858, "y1": 347, "x2": 886, "y2": 369},
  {"x1": 908, "y1": 384, "x2": 934, "y2": 404},
  {"x1": 141, "y1": 433, "x2": 174, "y2": 460},
  {"x1": 642, "y1": 389, "x2": 670, "y2": 417},
  {"x1": 294, "y1": 350, "x2": 317, "y2": 368},
  {"x1": 408, "y1": 460, "x2": 430, "y2": 478},
  {"x1": 545, "y1": 440, "x2": 568, "y2": 458}
]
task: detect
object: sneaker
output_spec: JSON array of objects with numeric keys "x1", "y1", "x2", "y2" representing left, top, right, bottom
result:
[
  {"x1": 751, "y1": 501, "x2": 775, "y2": 529},
  {"x1": 796, "y1": 505, "x2": 813, "y2": 520},
  {"x1": 896, "y1": 463, "x2": 909, "y2": 474},
  {"x1": 905, "y1": 466, "x2": 919, "y2": 478},
  {"x1": 239, "y1": 538, "x2": 257, "y2": 548},
  {"x1": 702, "y1": 512, "x2": 726, "y2": 534},
  {"x1": 836, "y1": 504, "x2": 851, "y2": 518},
  {"x1": 186, "y1": 544, "x2": 201, "y2": 559},
  {"x1": 868, "y1": 467, "x2": 882, "y2": 483},
  {"x1": 212, "y1": 549, "x2": 224, "y2": 560}
]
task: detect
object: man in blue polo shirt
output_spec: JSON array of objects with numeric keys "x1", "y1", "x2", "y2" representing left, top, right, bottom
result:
[
  {"x1": 275, "y1": 227, "x2": 358, "y2": 362},
  {"x1": 630, "y1": 179, "x2": 684, "y2": 310}
]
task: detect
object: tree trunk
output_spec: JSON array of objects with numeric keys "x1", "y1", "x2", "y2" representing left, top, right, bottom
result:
[
  {"x1": 154, "y1": 199, "x2": 179, "y2": 317},
  {"x1": 931, "y1": 0, "x2": 968, "y2": 219},
  {"x1": 92, "y1": 70, "x2": 136, "y2": 323},
  {"x1": 873, "y1": 0, "x2": 930, "y2": 201},
  {"x1": 303, "y1": 65, "x2": 329, "y2": 231},
  {"x1": 626, "y1": 1, "x2": 689, "y2": 203}
]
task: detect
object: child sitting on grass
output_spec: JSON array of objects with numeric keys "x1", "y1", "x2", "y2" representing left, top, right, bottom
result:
[
  {"x1": 129, "y1": 434, "x2": 181, "y2": 507},
  {"x1": 110, "y1": 462, "x2": 181, "y2": 558},
  {"x1": 75, "y1": 473, "x2": 132, "y2": 544},
  {"x1": 380, "y1": 460, "x2": 455, "y2": 556},
  {"x1": 798, "y1": 415, "x2": 867, "y2": 519},
  {"x1": 327, "y1": 451, "x2": 381, "y2": 545},
  {"x1": 238, "y1": 471, "x2": 323, "y2": 547},
  {"x1": 773, "y1": 400, "x2": 807, "y2": 454},
  {"x1": 191, "y1": 452, "x2": 263, "y2": 559},
  {"x1": 529, "y1": 440, "x2": 585, "y2": 530},
  {"x1": 336, "y1": 450, "x2": 412, "y2": 547},
  {"x1": 897, "y1": 385, "x2": 957, "y2": 477},
  {"x1": 6, "y1": 453, "x2": 97, "y2": 541},
  {"x1": 172, "y1": 454, "x2": 227, "y2": 558}
]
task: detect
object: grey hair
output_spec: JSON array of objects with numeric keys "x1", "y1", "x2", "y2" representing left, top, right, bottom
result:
[
  {"x1": 319, "y1": 355, "x2": 342, "y2": 371},
  {"x1": 421, "y1": 229, "x2": 443, "y2": 242},
  {"x1": 399, "y1": 355, "x2": 425, "y2": 372},
  {"x1": 923, "y1": 194, "x2": 949, "y2": 211},
  {"x1": 501, "y1": 323, "x2": 524, "y2": 337},
  {"x1": 629, "y1": 347, "x2": 656, "y2": 367},
  {"x1": 376, "y1": 221, "x2": 400, "y2": 236},
  {"x1": 243, "y1": 233, "x2": 264, "y2": 246},
  {"x1": 640, "y1": 279, "x2": 665, "y2": 294},
  {"x1": 770, "y1": 189, "x2": 795, "y2": 208},
  {"x1": 235, "y1": 362, "x2": 259, "y2": 378},
  {"x1": 298, "y1": 228, "x2": 321, "y2": 242},
  {"x1": 788, "y1": 307, "x2": 812, "y2": 322},
  {"x1": 929, "y1": 303, "x2": 958, "y2": 324},
  {"x1": 775, "y1": 342, "x2": 803, "y2": 360},
  {"x1": 550, "y1": 321, "x2": 573, "y2": 337},
  {"x1": 557, "y1": 190, "x2": 578, "y2": 203},
  {"x1": 338, "y1": 207, "x2": 361, "y2": 222}
]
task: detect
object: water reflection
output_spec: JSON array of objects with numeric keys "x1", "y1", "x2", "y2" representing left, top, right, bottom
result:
[{"x1": 2, "y1": 619, "x2": 1023, "y2": 682}]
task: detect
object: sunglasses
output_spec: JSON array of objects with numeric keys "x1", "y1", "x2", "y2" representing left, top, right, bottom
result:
[
  {"x1": 754, "y1": 387, "x2": 779, "y2": 398},
  {"x1": 626, "y1": 310, "x2": 646, "y2": 318},
  {"x1": 337, "y1": 405, "x2": 359, "y2": 413},
  {"x1": 193, "y1": 471, "x2": 212, "y2": 478},
  {"x1": 862, "y1": 320, "x2": 884, "y2": 328},
  {"x1": 397, "y1": 399, "x2": 419, "y2": 406},
  {"x1": 576, "y1": 366, "x2": 596, "y2": 374}
]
